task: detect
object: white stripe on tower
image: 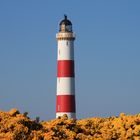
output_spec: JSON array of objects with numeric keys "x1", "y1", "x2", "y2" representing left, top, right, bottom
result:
[
  {"x1": 56, "y1": 15, "x2": 76, "y2": 119},
  {"x1": 57, "y1": 40, "x2": 74, "y2": 60},
  {"x1": 57, "y1": 78, "x2": 75, "y2": 95}
]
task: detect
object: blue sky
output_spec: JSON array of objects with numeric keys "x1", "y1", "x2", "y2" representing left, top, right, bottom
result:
[{"x1": 0, "y1": 0, "x2": 140, "y2": 120}]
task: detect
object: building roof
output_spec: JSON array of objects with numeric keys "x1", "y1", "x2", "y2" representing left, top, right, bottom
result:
[{"x1": 59, "y1": 15, "x2": 72, "y2": 26}]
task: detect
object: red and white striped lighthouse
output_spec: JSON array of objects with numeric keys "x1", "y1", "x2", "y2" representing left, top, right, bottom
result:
[{"x1": 56, "y1": 15, "x2": 76, "y2": 119}]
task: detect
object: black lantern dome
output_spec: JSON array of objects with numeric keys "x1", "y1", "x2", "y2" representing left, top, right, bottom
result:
[{"x1": 59, "y1": 15, "x2": 73, "y2": 32}]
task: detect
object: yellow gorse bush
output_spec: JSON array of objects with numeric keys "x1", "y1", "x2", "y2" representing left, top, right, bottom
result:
[{"x1": 0, "y1": 109, "x2": 140, "y2": 139}]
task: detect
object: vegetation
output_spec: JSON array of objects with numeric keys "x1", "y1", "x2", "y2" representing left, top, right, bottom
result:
[{"x1": 0, "y1": 109, "x2": 140, "y2": 139}]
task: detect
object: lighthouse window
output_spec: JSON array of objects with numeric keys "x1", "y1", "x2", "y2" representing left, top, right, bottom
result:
[
  {"x1": 66, "y1": 25, "x2": 72, "y2": 32},
  {"x1": 66, "y1": 41, "x2": 69, "y2": 46},
  {"x1": 58, "y1": 105, "x2": 60, "y2": 111}
]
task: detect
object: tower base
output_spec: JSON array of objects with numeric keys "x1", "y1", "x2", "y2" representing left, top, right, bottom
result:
[{"x1": 56, "y1": 112, "x2": 76, "y2": 119}]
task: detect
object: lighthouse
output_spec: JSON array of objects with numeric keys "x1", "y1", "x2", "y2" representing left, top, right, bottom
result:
[{"x1": 56, "y1": 15, "x2": 76, "y2": 119}]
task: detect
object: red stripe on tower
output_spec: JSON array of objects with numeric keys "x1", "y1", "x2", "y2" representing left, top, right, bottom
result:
[
  {"x1": 57, "y1": 60, "x2": 75, "y2": 77},
  {"x1": 56, "y1": 95, "x2": 76, "y2": 112},
  {"x1": 56, "y1": 15, "x2": 76, "y2": 119}
]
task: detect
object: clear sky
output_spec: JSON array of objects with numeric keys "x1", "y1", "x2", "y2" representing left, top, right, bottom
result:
[{"x1": 0, "y1": 0, "x2": 140, "y2": 120}]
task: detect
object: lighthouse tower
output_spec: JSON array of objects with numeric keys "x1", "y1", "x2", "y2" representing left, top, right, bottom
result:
[{"x1": 56, "y1": 15, "x2": 76, "y2": 119}]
